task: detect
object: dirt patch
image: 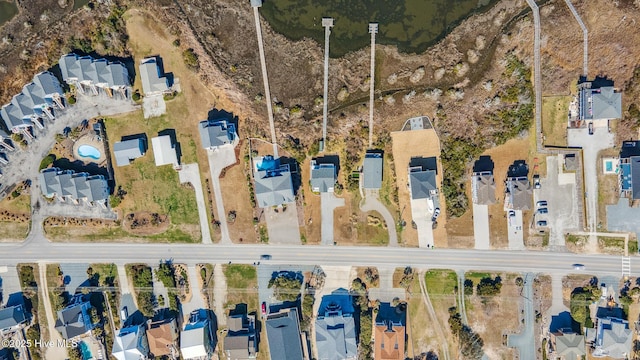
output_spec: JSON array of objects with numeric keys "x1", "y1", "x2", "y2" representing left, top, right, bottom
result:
[
  {"x1": 390, "y1": 128, "x2": 447, "y2": 247},
  {"x1": 300, "y1": 158, "x2": 321, "y2": 245}
]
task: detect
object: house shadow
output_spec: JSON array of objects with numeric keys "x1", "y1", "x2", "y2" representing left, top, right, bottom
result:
[
  {"x1": 409, "y1": 156, "x2": 437, "y2": 172},
  {"x1": 278, "y1": 156, "x2": 302, "y2": 196},
  {"x1": 579, "y1": 75, "x2": 614, "y2": 88},
  {"x1": 507, "y1": 160, "x2": 528, "y2": 178},
  {"x1": 473, "y1": 155, "x2": 495, "y2": 173},
  {"x1": 120, "y1": 133, "x2": 149, "y2": 153},
  {"x1": 157, "y1": 129, "x2": 182, "y2": 165},
  {"x1": 53, "y1": 158, "x2": 109, "y2": 179},
  {"x1": 314, "y1": 155, "x2": 341, "y2": 176},
  {"x1": 207, "y1": 108, "x2": 239, "y2": 129},
  {"x1": 6, "y1": 292, "x2": 25, "y2": 308},
  {"x1": 549, "y1": 311, "x2": 581, "y2": 334},
  {"x1": 229, "y1": 303, "x2": 248, "y2": 317},
  {"x1": 123, "y1": 309, "x2": 147, "y2": 328}
]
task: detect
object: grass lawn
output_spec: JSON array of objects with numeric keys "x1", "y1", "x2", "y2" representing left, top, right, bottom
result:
[
  {"x1": 44, "y1": 224, "x2": 199, "y2": 243},
  {"x1": 355, "y1": 221, "x2": 389, "y2": 246},
  {"x1": 424, "y1": 270, "x2": 458, "y2": 297},
  {"x1": 0, "y1": 192, "x2": 31, "y2": 240},
  {"x1": 542, "y1": 96, "x2": 571, "y2": 147},
  {"x1": 45, "y1": 264, "x2": 63, "y2": 314},
  {"x1": 223, "y1": 264, "x2": 258, "y2": 311}
]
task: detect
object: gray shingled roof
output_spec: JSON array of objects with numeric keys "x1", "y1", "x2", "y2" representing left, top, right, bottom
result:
[
  {"x1": 113, "y1": 139, "x2": 144, "y2": 166},
  {"x1": 139, "y1": 58, "x2": 169, "y2": 94},
  {"x1": 472, "y1": 171, "x2": 496, "y2": 205},
  {"x1": 39, "y1": 168, "x2": 109, "y2": 203},
  {"x1": 506, "y1": 177, "x2": 532, "y2": 210},
  {"x1": 316, "y1": 289, "x2": 357, "y2": 360},
  {"x1": 265, "y1": 308, "x2": 304, "y2": 360},
  {"x1": 224, "y1": 313, "x2": 256, "y2": 359},
  {"x1": 199, "y1": 120, "x2": 236, "y2": 149},
  {"x1": 363, "y1": 152, "x2": 383, "y2": 189},
  {"x1": 55, "y1": 300, "x2": 93, "y2": 339},
  {"x1": 254, "y1": 157, "x2": 295, "y2": 207},
  {"x1": 595, "y1": 317, "x2": 632, "y2": 359},
  {"x1": 0, "y1": 304, "x2": 26, "y2": 331},
  {"x1": 310, "y1": 162, "x2": 336, "y2": 193},
  {"x1": 1, "y1": 72, "x2": 62, "y2": 129},
  {"x1": 409, "y1": 168, "x2": 437, "y2": 200},
  {"x1": 555, "y1": 332, "x2": 585, "y2": 360},
  {"x1": 59, "y1": 53, "x2": 130, "y2": 88},
  {"x1": 592, "y1": 87, "x2": 622, "y2": 120}
]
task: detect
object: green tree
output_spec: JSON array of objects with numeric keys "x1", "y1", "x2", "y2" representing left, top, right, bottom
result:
[
  {"x1": 137, "y1": 292, "x2": 155, "y2": 317},
  {"x1": 268, "y1": 273, "x2": 302, "y2": 302}
]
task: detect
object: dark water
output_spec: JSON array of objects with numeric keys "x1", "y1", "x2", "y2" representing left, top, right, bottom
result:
[
  {"x1": 0, "y1": 1, "x2": 18, "y2": 27},
  {"x1": 260, "y1": 0, "x2": 497, "y2": 57}
]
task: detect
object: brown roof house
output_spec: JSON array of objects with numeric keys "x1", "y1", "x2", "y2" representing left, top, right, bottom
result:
[
  {"x1": 147, "y1": 318, "x2": 179, "y2": 358},
  {"x1": 374, "y1": 302, "x2": 407, "y2": 360}
]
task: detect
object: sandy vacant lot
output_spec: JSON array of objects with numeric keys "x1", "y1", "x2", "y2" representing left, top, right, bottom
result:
[{"x1": 391, "y1": 128, "x2": 446, "y2": 247}]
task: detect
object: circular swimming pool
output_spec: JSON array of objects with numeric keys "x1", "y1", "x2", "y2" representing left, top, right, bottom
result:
[{"x1": 78, "y1": 145, "x2": 101, "y2": 160}]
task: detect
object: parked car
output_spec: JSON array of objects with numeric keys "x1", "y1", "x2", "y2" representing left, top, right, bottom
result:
[
  {"x1": 261, "y1": 302, "x2": 267, "y2": 315},
  {"x1": 536, "y1": 201, "x2": 548, "y2": 207},
  {"x1": 508, "y1": 210, "x2": 516, "y2": 217},
  {"x1": 538, "y1": 208, "x2": 548, "y2": 214},
  {"x1": 508, "y1": 210, "x2": 516, "y2": 227},
  {"x1": 533, "y1": 174, "x2": 541, "y2": 189},
  {"x1": 537, "y1": 220, "x2": 548, "y2": 227},
  {"x1": 588, "y1": 122, "x2": 594, "y2": 135},
  {"x1": 431, "y1": 208, "x2": 441, "y2": 222}
]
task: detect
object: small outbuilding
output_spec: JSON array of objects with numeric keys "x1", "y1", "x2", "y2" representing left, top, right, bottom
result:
[
  {"x1": 113, "y1": 138, "x2": 145, "y2": 167},
  {"x1": 151, "y1": 135, "x2": 178, "y2": 168}
]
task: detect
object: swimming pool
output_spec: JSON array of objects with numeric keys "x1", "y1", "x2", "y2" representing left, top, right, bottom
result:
[
  {"x1": 78, "y1": 145, "x2": 101, "y2": 160},
  {"x1": 79, "y1": 341, "x2": 93, "y2": 360}
]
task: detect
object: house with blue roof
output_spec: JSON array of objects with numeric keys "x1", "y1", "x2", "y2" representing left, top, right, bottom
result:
[{"x1": 619, "y1": 141, "x2": 640, "y2": 200}]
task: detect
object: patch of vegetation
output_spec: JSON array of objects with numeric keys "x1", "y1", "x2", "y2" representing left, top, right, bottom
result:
[
  {"x1": 19, "y1": 264, "x2": 42, "y2": 360},
  {"x1": 155, "y1": 261, "x2": 176, "y2": 288},
  {"x1": 182, "y1": 48, "x2": 199, "y2": 69},
  {"x1": 126, "y1": 264, "x2": 154, "y2": 317},
  {"x1": 570, "y1": 277, "x2": 601, "y2": 329},
  {"x1": 448, "y1": 306, "x2": 484, "y2": 359},
  {"x1": 268, "y1": 272, "x2": 302, "y2": 302},
  {"x1": 440, "y1": 136, "x2": 483, "y2": 218},
  {"x1": 476, "y1": 276, "x2": 502, "y2": 297},
  {"x1": 424, "y1": 269, "x2": 457, "y2": 296},
  {"x1": 300, "y1": 293, "x2": 314, "y2": 331},
  {"x1": 351, "y1": 278, "x2": 373, "y2": 359}
]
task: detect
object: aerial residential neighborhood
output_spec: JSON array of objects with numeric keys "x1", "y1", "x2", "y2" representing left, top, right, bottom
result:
[{"x1": 2, "y1": 0, "x2": 640, "y2": 360}]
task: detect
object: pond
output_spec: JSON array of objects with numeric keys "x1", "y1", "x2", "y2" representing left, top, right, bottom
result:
[
  {"x1": 78, "y1": 145, "x2": 101, "y2": 160},
  {"x1": 260, "y1": 0, "x2": 497, "y2": 57},
  {"x1": 0, "y1": 1, "x2": 18, "y2": 28}
]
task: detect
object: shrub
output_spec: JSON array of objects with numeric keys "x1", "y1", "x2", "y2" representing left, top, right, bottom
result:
[
  {"x1": 39, "y1": 154, "x2": 56, "y2": 170},
  {"x1": 132, "y1": 90, "x2": 141, "y2": 101},
  {"x1": 182, "y1": 48, "x2": 199, "y2": 69},
  {"x1": 268, "y1": 273, "x2": 302, "y2": 302}
]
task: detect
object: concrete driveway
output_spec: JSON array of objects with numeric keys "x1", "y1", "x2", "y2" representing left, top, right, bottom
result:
[
  {"x1": 320, "y1": 192, "x2": 344, "y2": 245},
  {"x1": 117, "y1": 264, "x2": 137, "y2": 316},
  {"x1": 264, "y1": 206, "x2": 301, "y2": 244},
  {"x1": 142, "y1": 94, "x2": 166, "y2": 119},
  {"x1": 568, "y1": 127, "x2": 614, "y2": 245},
  {"x1": 179, "y1": 163, "x2": 212, "y2": 244},
  {"x1": 59, "y1": 263, "x2": 90, "y2": 295},
  {"x1": 508, "y1": 273, "x2": 535, "y2": 360},
  {"x1": 180, "y1": 265, "x2": 207, "y2": 322},
  {"x1": 410, "y1": 197, "x2": 433, "y2": 248},
  {"x1": 472, "y1": 204, "x2": 490, "y2": 250},
  {"x1": 0, "y1": 266, "x2": 22, "y2": 306},
  {"x1": 535, "y1": 155, "x2": 579, "y2": 249},
  {"x1": 207, "y1": 145, "x2": 237, "y2": 244},
  {"x1": 507, "y1": 210, "x2": 525, "y2": 250},
  {"x1": 607, "y1": 198, "x2": 640, "y2": 243},
  {"x1": 361, "y1": 190, "x2": 398, "y2": 247}
]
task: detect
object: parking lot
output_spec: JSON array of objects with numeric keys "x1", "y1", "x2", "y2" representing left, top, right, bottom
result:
[{"x1": 533, "y1": 155, "x2": 579, "y2": 248}]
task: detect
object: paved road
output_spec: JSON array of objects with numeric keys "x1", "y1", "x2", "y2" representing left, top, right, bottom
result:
[
  {"x1": 524, "y1": 0, "x2": 543, "y2": 153},
  {"x1": 252, "y1": 6, "x2": 278, "y2": 157},
  {"x1": 179, "y1": 163, "x2": 212, "y2": 244},
  {"x1": 0, "y1": 241, "x2": 632, "y2": 277},
  {"x1": 360, "y1": 192, "x2": 398, "y2": 247},
  {"x1": 472, "y1": 204, "x2": 490, "y2": 250},
  {"x1": 507, "y1": 273, "x2": 535, "y2": 360},
  {"x1": 564, "y1": 0, "x2": 588, "y2": 75},
  {"x1": 320, "y1": 192, "x2": 344, "y2": 245}
]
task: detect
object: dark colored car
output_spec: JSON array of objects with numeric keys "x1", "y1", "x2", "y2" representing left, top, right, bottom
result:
[
  {"x1": 538, "y1": 208, "x2": 548, "y2": 214},
  {"x1": 588, "y1": 122, "x2": 594, "y2": 135},
  {"x1": 537, "y1": 220, "x2": 548, "y2": 227},
  {"x1": 260, "y1": 254, "x2": 272, "y2": 260}
]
